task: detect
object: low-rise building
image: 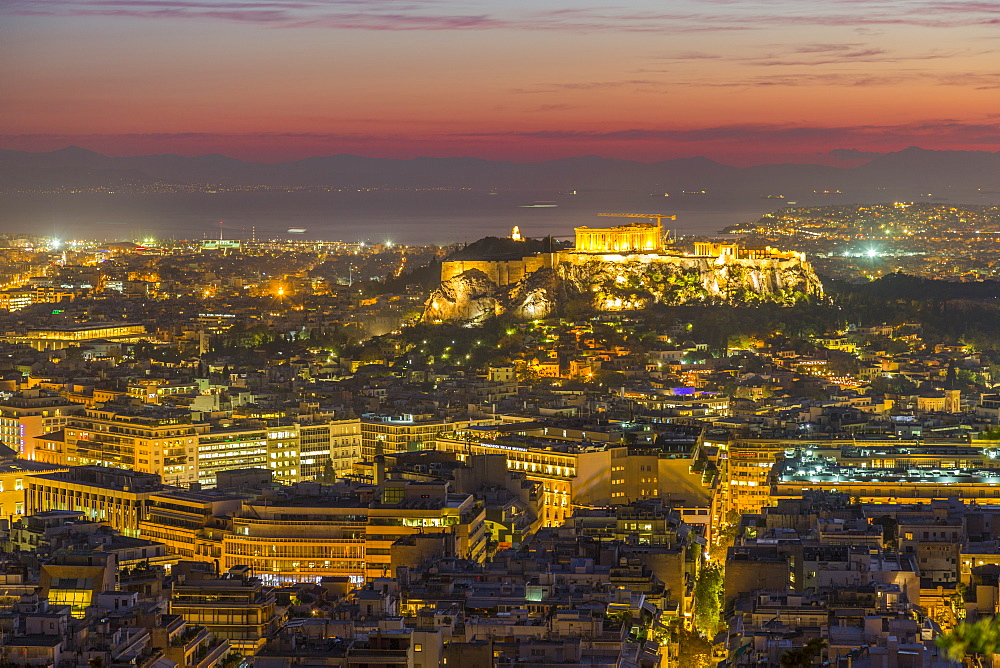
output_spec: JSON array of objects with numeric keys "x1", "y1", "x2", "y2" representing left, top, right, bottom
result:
[{"x1": 170, "y1": 566, "x2": 279, "y2": 656}]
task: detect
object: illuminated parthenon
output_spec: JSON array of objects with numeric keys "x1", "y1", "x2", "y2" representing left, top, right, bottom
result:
[{"x1": 573, "y1": 223, "x2": 662, "y2": 253}]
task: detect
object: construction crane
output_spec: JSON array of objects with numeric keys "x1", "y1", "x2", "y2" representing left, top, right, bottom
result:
[
  {"x1": 596, "y1": 212, "x2": 678, "y2": 248},
  {"x1": 597, "y1": 212, "x2": 676, "y2": 225}
]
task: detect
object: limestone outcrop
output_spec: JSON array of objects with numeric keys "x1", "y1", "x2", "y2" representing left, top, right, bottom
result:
[{"x1": 423, "y1": 253, "x2": 823, "y2": 324}]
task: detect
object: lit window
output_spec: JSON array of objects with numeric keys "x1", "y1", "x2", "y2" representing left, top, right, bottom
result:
[{"x1": 414, "y1": 644, "x2": 423, "y2": 652}]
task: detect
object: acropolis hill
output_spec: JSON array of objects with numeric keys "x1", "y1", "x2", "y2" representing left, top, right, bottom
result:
[{"x1": 423, "y1": 217, "x2": 824, "y2": 324}]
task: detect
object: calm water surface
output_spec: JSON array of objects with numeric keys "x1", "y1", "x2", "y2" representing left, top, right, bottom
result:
[{"x1": 0, "y1": 189, "x2": 884, "y2": 244}]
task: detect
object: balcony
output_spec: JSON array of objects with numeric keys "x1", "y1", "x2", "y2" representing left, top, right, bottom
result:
[
  {"x1": 165, "y1": 626, "x2": 231, "y2": 668},
  {"x1": 194, "y1": 638, "x2": 230, "y2": 668},
  {"x1": 171, "y1": 625, "x2": 210, "y2": 650},
  {"x1": 345, "y1": 648, "x2": 409, "y2": 665}
]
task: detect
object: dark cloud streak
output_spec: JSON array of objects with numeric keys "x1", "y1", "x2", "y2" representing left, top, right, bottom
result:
[{"x1": 7, "y1": 0, "x2": 1000, "y2": 31}]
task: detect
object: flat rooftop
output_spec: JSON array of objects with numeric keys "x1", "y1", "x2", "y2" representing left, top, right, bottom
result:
[
  {"x1": 778, "y1": 457, "x2": 1000, "y2": 485},
  {"x1": 27, "y1": 322, "x2": 143, "y2": 332}
]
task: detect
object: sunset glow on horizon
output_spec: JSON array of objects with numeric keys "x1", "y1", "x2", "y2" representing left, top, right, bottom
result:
[{"x1": 2, "y1": 0, "x2": 999, "y2": 165}]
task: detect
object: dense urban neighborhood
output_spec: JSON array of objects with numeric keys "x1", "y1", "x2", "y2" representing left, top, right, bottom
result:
[{"x1": 0, "y1": 225, "x2": 997, "y2": 666}]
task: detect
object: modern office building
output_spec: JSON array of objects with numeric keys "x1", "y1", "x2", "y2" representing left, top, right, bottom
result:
[
  {"x1": 195, "y1": 418, "x2": 361, "y2": 486},
  {"x1": 19, "y1": 322, "x2": 147, "y2": 351},
  {"x1": 25, "y1": 466, "x2": 163, "y2": 537},
  {"x1": 138, "y1": 488, "x2": 244, "y2": 566},
  {"x1": 772, "y1": 450, "x2": 1000, "y2": 506},
  {"x1": 222, "y1": 479, "x2": 488, "y2": 584},
  {"x1": 195, "y1": 424, "x2": 269, "y2": 487}
]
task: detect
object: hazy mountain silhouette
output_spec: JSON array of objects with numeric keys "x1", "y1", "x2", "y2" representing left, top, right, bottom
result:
[{"x1": 1, "y1": 146, "x2": 998, "y2": 197}]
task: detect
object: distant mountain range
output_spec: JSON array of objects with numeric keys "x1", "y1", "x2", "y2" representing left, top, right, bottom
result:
[{"x1": 2, "y1": 145, "x2": 999, "y2": 198}]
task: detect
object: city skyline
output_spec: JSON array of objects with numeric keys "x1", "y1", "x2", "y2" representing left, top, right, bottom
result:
[
  {"x1": 3, "y1": 0, "x2": 1000, "y2": 165},
  {"x1": 5, "y1": 3, "x2": 1000, "y2": 663}
]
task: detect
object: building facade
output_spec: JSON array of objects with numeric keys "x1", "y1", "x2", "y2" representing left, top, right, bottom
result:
[
  {"x1": 25, "y1": 466, "x2": 162, "y2": 537},
  {"x1": 34, "y1": 406, "x2": 201, "y2": 485},
  {"x1": 432, "y1": 430, "x2": 712, "y2": 528},
  {"x1": 361, "y1": 415, "x2": 471, "y2": 460},
  {"x1": 222, "y1": 481, "x2": 488, "y2": 584},
  {"x1": 0, "y1": 389, "x2": 84, "y2": 459}
]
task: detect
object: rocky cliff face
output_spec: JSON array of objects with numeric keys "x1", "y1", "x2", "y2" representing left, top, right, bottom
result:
[
  {"x1": 423, "y1": 254, "x2": 823, "y2": 324},
  {"x1": 424, "y1": 267, "x2": 562, "y2": 324}
]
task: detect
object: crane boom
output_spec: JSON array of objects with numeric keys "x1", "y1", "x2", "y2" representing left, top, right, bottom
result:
[{"x1": 597, "y1": 213, "x2": 676, "y2": 224}]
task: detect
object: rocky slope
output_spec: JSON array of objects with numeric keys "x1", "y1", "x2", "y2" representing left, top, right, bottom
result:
[{"x1": 423, "y1": 255, "x2": 823, "y2": 323}]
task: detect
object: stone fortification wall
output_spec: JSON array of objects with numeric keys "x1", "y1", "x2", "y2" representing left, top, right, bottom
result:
[{"x1": 440, "y1": 255, "x2": 555, "y2": 286}]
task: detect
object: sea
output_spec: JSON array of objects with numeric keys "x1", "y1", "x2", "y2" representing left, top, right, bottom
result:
[{"x1": 0, "y1": 187, "x2": 984, "y2": 245}]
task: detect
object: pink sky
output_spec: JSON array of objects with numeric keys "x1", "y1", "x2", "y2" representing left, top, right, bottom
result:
[{"x1": 2, "y1": 0, "x2": 999, "y2": 165}]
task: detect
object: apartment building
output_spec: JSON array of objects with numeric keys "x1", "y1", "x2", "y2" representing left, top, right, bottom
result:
[
  {"x1": 34, "y1": 405, "x2": 202, "y2": 485},
  {"x1": 170, "y1": 567, "x2": 279, "y2": 656},
  {"x1": 0, "y1": 458, "x2": 67, "y2": 523},
  {"x1": 0, "y1": 389, "x2": 84, "y2": 459},
  {"x1": 433, "y1": 425, "x2": 711, "y2": 527},
  {"x1": 319, "y1": 418, "x2": 362, "y2": 478},
  {"x1": 361, "y1": 414, "x2": 472, "y2": 460}
]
